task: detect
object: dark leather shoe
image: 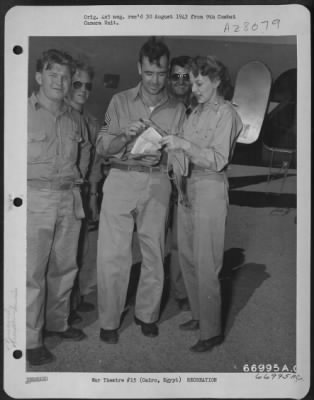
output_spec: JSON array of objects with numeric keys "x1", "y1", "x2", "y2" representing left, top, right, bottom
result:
[
  {"x1": 44, "y1": 327, "x2": 86, "y2": 341},
  {"x1": 176, "y1": 298, "x2": 190, "y2": 311},
  {"x1": 68, "y1": 310, "x2": 82, "y2": 325},
  {"x1": 134, "y1": 317, "x2": 159, "y2": 337},
  {"x1": 27, "y1": 346, "x2": 55, "y2": 366},
  {"x1": 179, "y1": 319, "x2": 199, "y2": 331},
  {"x1": 190, "y1": 335, "x2": 224, "y2": 353},
  {"x1": 100, "y1": 328, "x2": 119, "y2": 344}
]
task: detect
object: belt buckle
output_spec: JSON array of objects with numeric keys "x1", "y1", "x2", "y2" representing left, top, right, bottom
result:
[
  {"x1": 139, "y1": 165, "x2": 149, "y2": 173},
  {"x1": 131, "y1": 165, "x2": 148, "y2": 173},
  {"x1": 61, "y1": 182, "x2": 73, "y2": 190}
]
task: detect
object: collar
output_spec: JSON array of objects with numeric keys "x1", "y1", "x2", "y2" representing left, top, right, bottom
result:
[
  {"x1": 130, "y1": 83, "x2": 143, "y2": 101},
  {"x1": 196, "y1": 99, "x2": 224, "y2": 114},
  {"x1": 30, "y1": 92, "x2": 68, "y2": 115},
  {"x1": 131, "y1": 83, "x2": 169, "y2": 105},
  {"x1": 30, "y1": 92, "x2": 42, "y2": 110}
]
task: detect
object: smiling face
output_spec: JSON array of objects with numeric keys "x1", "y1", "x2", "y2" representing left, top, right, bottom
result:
[
  {"x1": 138, "y1": 55, "x2": 168, "y2": 98},
  {"x1": 69, "y1": 69, "x2": 92, "y2": 108},
  {"x1": 36, "y1": 62, "x2": 71, "y2": 103},
  {"x1": 190, "y1": 72, "x2": 220, "y2": 104},
  {"x1": 169, "y1": 65, "x2": 191, "y2": 98}
]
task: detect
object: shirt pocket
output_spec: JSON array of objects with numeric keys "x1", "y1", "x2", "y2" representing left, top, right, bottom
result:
[
  {"x1": 192, "y1": 127, "x2": 214, "y2": 148},
  {"x1": 28, "y1": 130, "x2": 47, "y2": 162}
]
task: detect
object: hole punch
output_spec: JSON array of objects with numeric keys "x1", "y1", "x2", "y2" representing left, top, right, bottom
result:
[
  {"x1": 13, "y1": 45, "x2": 23, "y2": 55},
  {"x1": 13, "y1": 197, "x2": 23, "y2": 207},
  {"x1": 13, "y1": 350, "x2": 22, "y2": 359}
]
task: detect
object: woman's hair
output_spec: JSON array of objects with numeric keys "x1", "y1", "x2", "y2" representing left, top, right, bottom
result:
[{"x1": 190, "y1": 55, "x2": 233, "y2": 99}]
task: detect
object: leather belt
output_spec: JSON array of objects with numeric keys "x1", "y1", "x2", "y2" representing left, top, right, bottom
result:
[
  {"x1": 28, "y1": 180, "x2": 81, "y2": 191},
  {"x1": 191, "y1": 165, "x2": 225, "y2": 174},
  {"x1": 111, "y1": 163, "x2": 167, "y2": 173}
]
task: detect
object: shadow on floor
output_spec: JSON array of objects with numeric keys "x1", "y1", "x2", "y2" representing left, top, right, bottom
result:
[
  {"x1": 229, "y1": 191, "x2": 296, "y2": 208},
  {"x1": 220, "y1": 248, "x2": 270, "y2": 335},
  {"x1": 117, "y1": 248, "x2": 270, "y2": 338}
]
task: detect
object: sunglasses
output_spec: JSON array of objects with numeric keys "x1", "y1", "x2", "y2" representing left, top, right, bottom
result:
[
  {"x1": 72, "y1": 81, "x2": 93, "y2": 91},
  {"x1": 170, "y1": 73, "x2": 190, "y2": 82}
]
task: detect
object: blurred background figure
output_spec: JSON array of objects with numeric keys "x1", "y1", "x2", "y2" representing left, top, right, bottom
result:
[
  {"x1": 168, "y1": 55, "x2": 198, "y2": 115},
  {"x1": 68, "y1": 57, "x2": 101, "y2": 325},
  {"x1": 167, "y1": 56, "x2": 193, "y2": 312}
]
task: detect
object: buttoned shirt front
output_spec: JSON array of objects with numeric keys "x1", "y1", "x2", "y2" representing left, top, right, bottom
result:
[
  {"x1": 183, "y1": 100, "x2": 243, "y2": 172},
  {"x1": 28, "y1": 93, "x2": 91, "y2": 182},
  {"x1": 82, "y1": 110, "x2": 100, "y2": 146},
  {"x1": 96, "y1": 83, "x2": 186, "y2": 166}
]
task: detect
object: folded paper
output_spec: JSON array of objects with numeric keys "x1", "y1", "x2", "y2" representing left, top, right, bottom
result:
[{"x1": 131, "y1": 127, "x2": 162, "y2": 154}]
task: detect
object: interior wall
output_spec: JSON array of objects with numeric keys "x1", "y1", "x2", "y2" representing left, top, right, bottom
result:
[{"x1": 28, "y1": 36, "x2": 297, "y2": 123}]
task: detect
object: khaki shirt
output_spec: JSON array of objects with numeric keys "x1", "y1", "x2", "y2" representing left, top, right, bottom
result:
[
  {"x1": 96, "y1": 83, "x2": 186, "y2": 166},
  {"x1": 79, "y1": 110, "x2": 106, "y2": 184},
  {"x1": 28, "y1": 93, "x2": 91, "y2": 182},
  {"x1": 183, "y1": 101, "x2": 243, "y2": 172},
  {"x1": 82, "y1": 110, "x2": 100, "y2": 146}
]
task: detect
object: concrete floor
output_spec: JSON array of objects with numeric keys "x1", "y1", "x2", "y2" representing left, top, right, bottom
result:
[{"x1": 27, "y1": 165, "x2": 298, "y2": 374}]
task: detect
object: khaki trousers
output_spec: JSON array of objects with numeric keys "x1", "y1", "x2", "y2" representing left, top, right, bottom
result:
[
  {"x1": 78, "y1": 225, "x2": 98, "y2": 297},
  {"x1": 178, "y1": 174, "x2": 228, "y2": 340},
  {"x1": 27, "y1": 188, "x2": 82, "y2": 349},
  {"x1": 169, "y1": 203, "x2": 188, "y2": 300},
  {"x1": 97, "y1": 169, "x2": 171, "y2": 329}
]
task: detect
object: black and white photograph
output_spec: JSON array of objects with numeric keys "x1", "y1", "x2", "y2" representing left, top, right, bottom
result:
[{"x1": 3, "y1": 4, "x2": 311, "y2": 399}]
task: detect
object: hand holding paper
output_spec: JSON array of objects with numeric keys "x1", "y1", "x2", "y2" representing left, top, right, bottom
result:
[
  {"x1": 124, "y1": 120, "x2": 147, "y2": 140},
  {"x1": 159, "y1": 135, "x2": 190, "y2": 152},
  {"x1": 130, "y1": 126, "x2": 163, "y2": 154}
]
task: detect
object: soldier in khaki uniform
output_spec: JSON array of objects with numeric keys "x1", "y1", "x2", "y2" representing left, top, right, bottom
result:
[
  {"x1": 96, "y1": 37, "x2": 186, "y2": 344},
  {"x1": 67, "y1": 58, "x2": 101, "y2": 324},
  {"x1": 161, "y1": 56, "x2": 243, "y2": 352},
  {"x1": 167, "y1": 55, "x2": 193, "y2": 311},
  {"x1": 27, "y1": 49, "x2": 91, "y2": 366}
]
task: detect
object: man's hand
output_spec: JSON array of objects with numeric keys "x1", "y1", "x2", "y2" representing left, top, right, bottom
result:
[
  {"x1": 159, "y1": 135, "x2": 191, "y2": 151},
  {"x1": 124, "y1": 120, "x2": 147, "y2": 141}
]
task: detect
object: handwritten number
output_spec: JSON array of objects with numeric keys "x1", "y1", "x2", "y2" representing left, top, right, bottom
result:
[
  {"x1": 272, "y1": 19, "x2": 280, "y2": 28},
  {"x1": 261, "y1": 20, "x2": 269, "y2": 30},
  {"x1": 251, "y1": 23, "x2": 258, "y2": 31}
]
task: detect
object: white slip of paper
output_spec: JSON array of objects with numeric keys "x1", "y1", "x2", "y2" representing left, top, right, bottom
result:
[{"x1": 131, "y1": 127, "x2": 162, "y2": 154}]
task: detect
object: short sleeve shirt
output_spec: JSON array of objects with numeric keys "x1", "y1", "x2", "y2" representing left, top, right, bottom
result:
[
  {"x1": 96, "y1": 83, "x2": 186, "y2": 166},
  {"x1": 183, "y1": 100, "x2": 243, "y2": 172},
  {"x1": 28, "y1": 93, "x2": 89, "y2": 182}
]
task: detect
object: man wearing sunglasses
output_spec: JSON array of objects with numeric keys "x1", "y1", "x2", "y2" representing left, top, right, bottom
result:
[
  {"x1": 167, "y1": 56, "x2": 194, "y2": 312},
  {"x1": 95, "y1": 37, "x2": 186, "y2": 344},
  {"x1": 169, "y1": 56, "x2": 194, "y2": 112},
  {"x1": 67, "y1": 59, "x2": 102, "y2": 325}
]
